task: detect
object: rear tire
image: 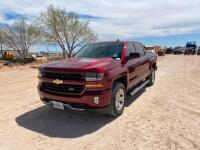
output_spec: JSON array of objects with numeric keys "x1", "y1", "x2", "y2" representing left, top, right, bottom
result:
[
  {"x1": 107, "y1": 82, "x2": 126, "y2": 117},
  {"x1": 147, "y1": 68, "x2": 155, "y2": 86}
]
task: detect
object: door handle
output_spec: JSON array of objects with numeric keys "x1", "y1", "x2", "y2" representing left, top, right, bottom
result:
[{"x1": 130, "y1": 66, "x2": 136, "y2": 71}]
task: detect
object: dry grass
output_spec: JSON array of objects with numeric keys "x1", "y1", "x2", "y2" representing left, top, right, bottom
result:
[{"x1": 34, "y1": 57, "x2": 48, "y2": 64}]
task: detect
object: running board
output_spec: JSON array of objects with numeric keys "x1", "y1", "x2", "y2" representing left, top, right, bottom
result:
[{"x1": 129, "y1": 80, "x2": 149, "y2": 96}]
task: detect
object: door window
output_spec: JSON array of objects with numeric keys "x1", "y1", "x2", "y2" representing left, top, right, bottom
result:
[
  {"x1": 126, "y1": 42, "x2": 135, "y2": 60},
  {"x1": 134, "y1": 43, "x2": 145, "y2": 56}
]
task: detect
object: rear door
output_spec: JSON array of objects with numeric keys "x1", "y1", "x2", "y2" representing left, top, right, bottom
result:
[{"x1": 133, "y1": 42, "x2": 151, "y2": 81}]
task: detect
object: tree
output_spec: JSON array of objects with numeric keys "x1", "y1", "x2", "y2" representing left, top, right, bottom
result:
[
  {"x1": 3, "y1": 18, "x2": 41, "y2": 60},
  {"x1": 0, "y1": 29, "x2": 4, "y2": 58},
  {"x1": 40, "y1": 5, "x2": 97, "y2": 58}
]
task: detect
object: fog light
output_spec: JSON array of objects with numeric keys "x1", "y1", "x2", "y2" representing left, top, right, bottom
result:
[
  {"x1": 93, "y1": 97, "x2": 99, "y2": 104},
  {"x1": 85, "y1": 84, "x2": 104, "y2": 88}
]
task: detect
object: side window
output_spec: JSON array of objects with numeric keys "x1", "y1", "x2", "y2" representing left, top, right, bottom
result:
[
  {"x1": 126, "y1": 42, "x2": 135, "y2": 57},
  {"x1": 134, "y1": 43, "x2": 145, "y2": 56}
]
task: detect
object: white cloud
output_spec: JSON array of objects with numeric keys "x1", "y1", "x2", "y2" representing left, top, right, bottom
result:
[{"x1": 1, "y1": 0, "x2": 200, "y2": 40}]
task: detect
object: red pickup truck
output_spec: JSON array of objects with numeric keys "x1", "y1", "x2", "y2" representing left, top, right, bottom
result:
[{"x1": 38, "y1": 41, "x2": 157, "y2": 116}]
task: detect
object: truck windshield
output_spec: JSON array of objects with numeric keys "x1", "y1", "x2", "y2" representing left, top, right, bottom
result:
[
  {"x1": 175, "y1": 47, "x2": 182, "y2": 50},
  {"x1": 76, "y1": 43, "x2": 124, "y2": 59},
  {"x1": 186, "y1": 43, "x2": 196, "y2": 48}
]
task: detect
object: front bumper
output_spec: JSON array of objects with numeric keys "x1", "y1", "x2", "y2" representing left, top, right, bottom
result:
[
  {"x1": 40, "y1": 99, "x2": 111, "y2": 114},
  {"x1": 38, "y1": 85, "x2": 112, "y2": 109}
]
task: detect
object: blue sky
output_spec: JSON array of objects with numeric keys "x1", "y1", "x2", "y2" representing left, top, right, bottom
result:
[
  {"x1": 0, "y1": 0, "x2": 200, "y2": 51},
  {"x1": 137, "y1": 33, "x2": 200, "y2": 47}
]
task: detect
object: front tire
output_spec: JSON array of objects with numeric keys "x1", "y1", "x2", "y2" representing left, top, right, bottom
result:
[{"x1": 107, "y1": 82, "x2": 126, "y2": 117}]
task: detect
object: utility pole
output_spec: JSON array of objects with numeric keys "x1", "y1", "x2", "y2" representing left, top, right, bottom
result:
[
  {"x1": 47, "y1": 46, "x2": 50, "y2": 62},
  {"x1": 0, "y1": 43, "x2": 3, "y2": 59}
]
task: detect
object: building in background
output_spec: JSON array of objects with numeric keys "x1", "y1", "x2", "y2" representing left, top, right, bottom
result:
[{"x1": 144, "y1": 45, "x2": 161, "y2": 54}]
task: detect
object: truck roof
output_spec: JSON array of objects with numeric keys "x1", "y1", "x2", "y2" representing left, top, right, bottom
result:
[
  {"x1": 91, "y1": 41, "x2": 141, "y2": 45},
  {"x1": 186, "y1": 42, "x2": 196, "y2": 44}
]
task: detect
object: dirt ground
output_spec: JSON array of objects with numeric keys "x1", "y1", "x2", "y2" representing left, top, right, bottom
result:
[{"x1": 0, "y1": 55, "x2": 200, "y2": 150}]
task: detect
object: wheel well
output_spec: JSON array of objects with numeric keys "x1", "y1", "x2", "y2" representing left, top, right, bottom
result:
[
  {"x1": 152, "y1": 63, "x2": 156, "y2": 70},
  {"x1": 113, "y1": 76, "x2": 127, "y2": 89}
]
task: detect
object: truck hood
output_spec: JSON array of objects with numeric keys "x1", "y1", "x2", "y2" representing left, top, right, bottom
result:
[{"x1": 40, "y1": 57, "x2": 121, "y2": 72}]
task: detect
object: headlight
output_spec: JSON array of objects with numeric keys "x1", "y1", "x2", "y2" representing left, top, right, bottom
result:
[
  {"x1": 38, "y1": 70, "x2": 43, "y2": 78},
  {"x1": 85, "y1": 73, "x2": 104, "y2": 81}
]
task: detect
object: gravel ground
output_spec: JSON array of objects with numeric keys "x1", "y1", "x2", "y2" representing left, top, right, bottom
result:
[{"x1": 0, "y1": 55, "x2": 200, "y2": 150}]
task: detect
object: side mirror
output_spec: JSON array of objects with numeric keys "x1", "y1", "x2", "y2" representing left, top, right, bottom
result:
[{"x1": 129, "y1": 52, "x2": 140, "y2": 59}]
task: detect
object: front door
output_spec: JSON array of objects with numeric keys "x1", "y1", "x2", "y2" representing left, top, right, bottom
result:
[{"x1": 124, "y1": 42, "x2": 141, "y2": 88}]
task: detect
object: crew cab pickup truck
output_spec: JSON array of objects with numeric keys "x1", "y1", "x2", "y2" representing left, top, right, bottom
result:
[
  {"x1": 38, "y1": 41, "x2": 157, "y2": 116},
  {"x1": 184, "y1": 42, "x2": 197, "y2": 55}
]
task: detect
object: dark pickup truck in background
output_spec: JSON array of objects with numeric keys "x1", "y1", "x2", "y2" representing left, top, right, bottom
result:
[
  {"x1": 184, "y1": 42, "x2": 197, "y2": 55},
  {"x1": 173, "y1": 46, "x2": 185, "y2": 55},
  {"x1": 165, "y1": 47, "x2": 174, "y2": 54},
  {"x1": 38, "y1": 41, "x2": 157, "y2": 116}
]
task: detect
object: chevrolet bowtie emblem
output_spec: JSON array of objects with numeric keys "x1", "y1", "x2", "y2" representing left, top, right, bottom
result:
[{"x1": 52, "y1": 79, "x2": 63, "y2": 85}]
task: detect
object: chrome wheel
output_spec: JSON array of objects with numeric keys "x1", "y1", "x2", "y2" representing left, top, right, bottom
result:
[{"x1": 115, "y1": 88, "x2": 125, "y2": 111}]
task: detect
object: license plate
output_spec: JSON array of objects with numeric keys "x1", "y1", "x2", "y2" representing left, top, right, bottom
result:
[{"x1": 52, "y1": 101, "x2": 64, "y2": 110}]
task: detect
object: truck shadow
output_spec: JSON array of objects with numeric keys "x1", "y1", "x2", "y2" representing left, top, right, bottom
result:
[
  {"x1": 15, "y1": 87, "x2": 146, "y2": 139},
  {"x1": 125, "y1": 87, "x2": 146, "y2": 107},
  {"x1": 15, "y1": 106, "x2": 114, "y2": 138}
]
